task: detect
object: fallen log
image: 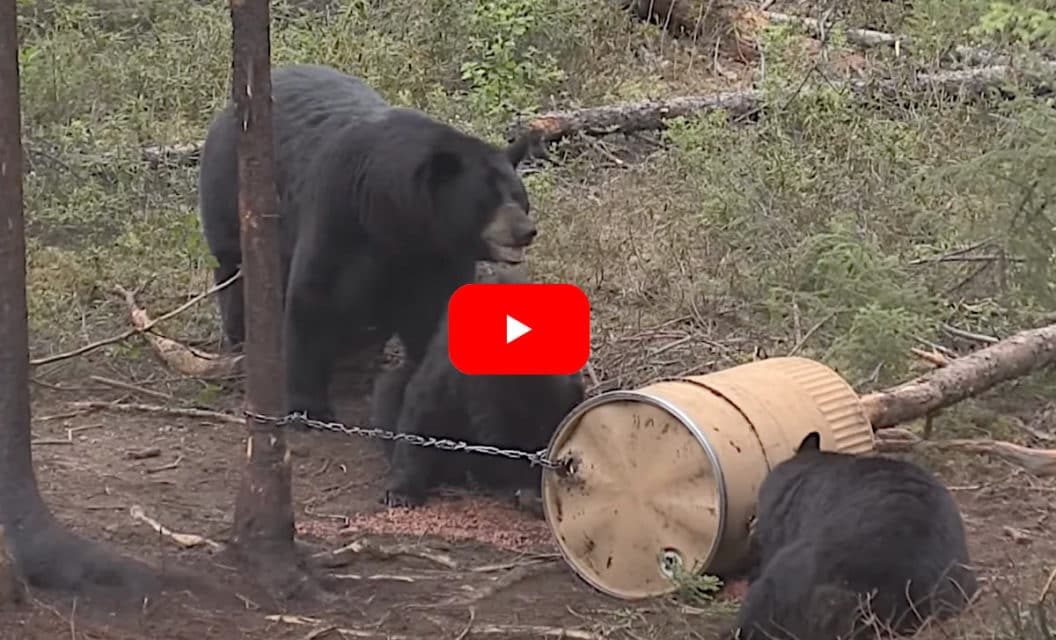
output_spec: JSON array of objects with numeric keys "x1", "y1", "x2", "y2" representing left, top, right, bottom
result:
[
  {"x1": 509, "y1": 59, "x2": 1056, "y2": 141},
  {"x1": 860, "y1": 322, "x2": 1056, "y2": 430}
]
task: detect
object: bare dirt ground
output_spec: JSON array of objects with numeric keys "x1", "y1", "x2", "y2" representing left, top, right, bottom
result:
[{"x1": 5, "y1": 351, "x2": 1056, "y2": 640}]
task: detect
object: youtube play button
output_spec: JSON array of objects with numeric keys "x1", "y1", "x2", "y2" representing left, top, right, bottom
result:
[
  {"x1": 506, "y1": 315, "x2": 532, "y2": 344},
  {"x1": 448, "y1": 283, "x2": 590, "y2": 376}
]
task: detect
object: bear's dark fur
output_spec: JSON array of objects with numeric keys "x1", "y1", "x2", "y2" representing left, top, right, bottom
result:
[
  {"x1": 368, "y1": 271, "x2": 585, "y2": 509},
  {"x1": 198, "y1": 64, "x2": 541, "y2": 421},
  {"x1": 732, "y1": 431, "x2": 977, "y2": 640}
]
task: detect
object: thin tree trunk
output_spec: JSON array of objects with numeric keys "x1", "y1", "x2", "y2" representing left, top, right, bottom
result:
[
  {"x1": 0, "y1": 0, "x2": 155, "y2": 599},
  {"x1": 227, "y1": 0, "x2": 306, "y2": 598}
]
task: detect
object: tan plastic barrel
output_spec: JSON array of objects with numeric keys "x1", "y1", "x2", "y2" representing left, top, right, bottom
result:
[{"x1": 541, "y1": 356, "x2": 875, "y2": 600}]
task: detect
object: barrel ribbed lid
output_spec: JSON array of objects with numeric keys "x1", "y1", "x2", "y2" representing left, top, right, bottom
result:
[{"x1": 541, "y1": 393, "x2": 724, "y2": 600}]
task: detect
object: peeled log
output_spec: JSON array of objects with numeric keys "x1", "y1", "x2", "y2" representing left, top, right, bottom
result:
[
  {"x1": 115, "y1": 285, "x2": 244, "y2": 379},
  {"x1": 861, "y1": 322, "x2": 1056, "y2": 429}
]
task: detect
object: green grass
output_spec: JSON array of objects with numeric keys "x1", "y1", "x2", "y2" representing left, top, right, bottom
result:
[{"x1": 14, "y1": 0, "x2": 1056, "y2": 404}]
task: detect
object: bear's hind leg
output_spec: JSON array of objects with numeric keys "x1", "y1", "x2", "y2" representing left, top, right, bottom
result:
[
  {"x1": 214, "y1": 259, "x2": 245, "y2": 351},
  {"x1": 284, "y1": 247, "x2": 382, "y2": 423}
]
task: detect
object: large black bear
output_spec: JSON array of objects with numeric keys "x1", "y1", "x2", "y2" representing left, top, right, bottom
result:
[
  {"x1": 198, "y1": 64, "x2": 541, "y2": 421},
  {"x1": 732, "y1": 431, "x2": 977, "y2": 640},
  {"x1": 368, "y1": 270, "x2": 585, "y2": 509}
]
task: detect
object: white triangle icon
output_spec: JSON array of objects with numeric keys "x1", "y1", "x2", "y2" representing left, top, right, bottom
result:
[{"x1": 506, "y1": 315, "x2": 531, "y2": 344}]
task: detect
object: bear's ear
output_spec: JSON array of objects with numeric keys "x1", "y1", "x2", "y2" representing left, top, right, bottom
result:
[
  {"x1": 505, "y1": 129, "x2": 545, "y2": 167},
  {"x1": 424, "y1": 149, "x2": 464, "y2": 184},
  {"x1": 796, "y1": 431, "x2": 822, "y2": 453}
]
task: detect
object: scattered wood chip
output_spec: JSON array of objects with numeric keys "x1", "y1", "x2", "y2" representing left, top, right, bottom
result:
[{"x1": 129, "y1": 505, "x2": 223, "y2": 551}]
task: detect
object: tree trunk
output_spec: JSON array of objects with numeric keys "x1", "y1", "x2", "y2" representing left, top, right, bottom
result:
[
  {"x1": 227, "y1": 0, "x2": 306, "y2": 598},
  {"x1": 0, "y1": 0, "x2": 156, "y2": 600}
]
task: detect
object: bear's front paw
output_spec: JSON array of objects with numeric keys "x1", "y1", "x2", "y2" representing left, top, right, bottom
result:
[{"x1": 381, "y1": 488, "x2": 427, "y2": 509}]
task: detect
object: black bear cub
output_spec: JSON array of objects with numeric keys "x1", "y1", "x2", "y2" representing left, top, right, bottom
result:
[
  {"x1": 369, "y1": 271, "x2": 585, "y2": 510},
  {"x1": 732, "y1": 431, "x2": 977, "y2": 640},
  {"x1": 198, "y1": 64, "x2": 542, "y2": 422}
]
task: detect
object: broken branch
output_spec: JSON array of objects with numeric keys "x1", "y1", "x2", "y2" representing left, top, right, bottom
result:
[
  {"x1": 113, "y1": 284, "x2": 244, "y2": 379},
  {"x1": 29, "y1": 272, "x2": 241, "y2": 367}
]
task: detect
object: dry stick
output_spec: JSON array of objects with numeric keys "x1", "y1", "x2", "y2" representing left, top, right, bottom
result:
[
  {"x1": 312, "y1": 539, "x2": 459, "y2": 570},
  {"x1": 68, "y1": 400, "x2": 243, "y2": 425},
  {"x1": 29, "y1": 271, "x2": 241, "y2": 367},
  {"x1": 860, "y1": 322, "x2": 1056, "y2": 430},
  {"x1": 266, "y1": 614, "x2": 603, "y2": 640},
  {"x1": 507, "y1": 60, "x2": 1056, "y2": 142},
  {"x1": 114, "y1": 284, "x2": 244, "y2": 379},
  {"x1": 88, "y1": 375, "x2": 177, "y2": 403}
]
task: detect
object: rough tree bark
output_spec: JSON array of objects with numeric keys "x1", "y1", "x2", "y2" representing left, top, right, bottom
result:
[
  {"x1": 862, "y1": 322, "x2": 1056, "y2": 430},
  {"x1": 0, "y1": 0, "x2": 156, "y2": 600},
  {"x1": 227, "y1": 0, "x2": 306, "y2": 597}
]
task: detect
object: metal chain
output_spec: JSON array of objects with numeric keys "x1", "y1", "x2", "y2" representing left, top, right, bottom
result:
[{"x1": 243, "y1": 409, "x2": 568, "y2": 471}]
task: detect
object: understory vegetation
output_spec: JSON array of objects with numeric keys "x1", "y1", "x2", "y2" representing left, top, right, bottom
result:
[{"x1": 11, "y1": 0, "x2": 1056, "y2": 636}]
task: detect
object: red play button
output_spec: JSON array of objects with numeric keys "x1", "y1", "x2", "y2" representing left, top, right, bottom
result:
[{"x1": 447, "y1": 283, "x2": 590, "y2": 375}]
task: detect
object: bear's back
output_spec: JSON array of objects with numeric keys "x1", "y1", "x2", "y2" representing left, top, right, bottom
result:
[
  {"x1": 269, "y1": 65, "x2": 391, "y2": 215},
  {"x1": 270, "y1": 64, "x2": 389, "y2": 170}
]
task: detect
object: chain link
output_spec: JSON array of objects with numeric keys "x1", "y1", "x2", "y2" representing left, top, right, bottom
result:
[{"x1": 243, "y1": 409, "x2": 569, "y2": 472}]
